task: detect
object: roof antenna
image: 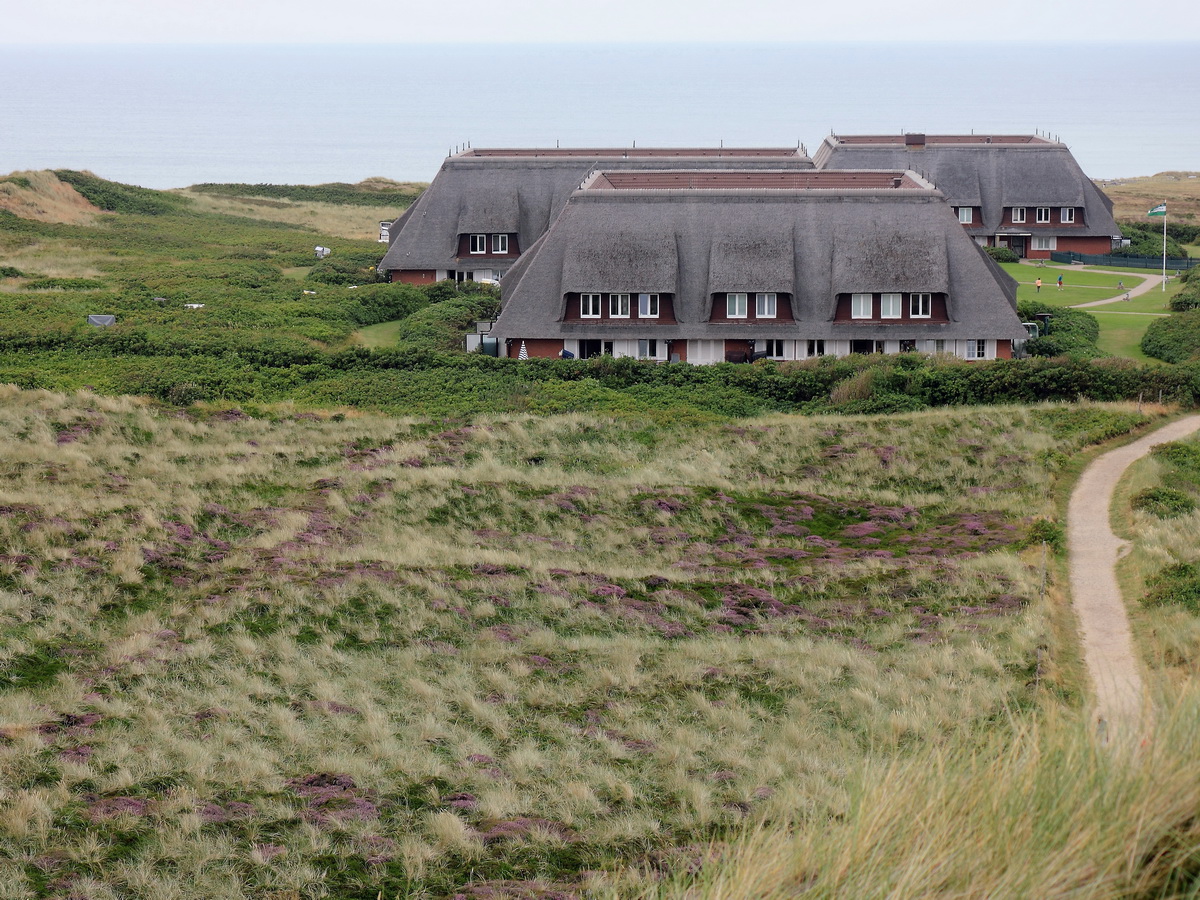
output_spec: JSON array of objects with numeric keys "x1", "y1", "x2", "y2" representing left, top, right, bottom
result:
[{"x1": 556, "y1": 139, "x2": 560, "y2": 148}]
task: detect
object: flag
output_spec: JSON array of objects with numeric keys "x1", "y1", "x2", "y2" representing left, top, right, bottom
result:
[
  {"x1": 517, "y1": 340, "x2": 528, "y2": 360},
  {"x1": 1148, "y1": 203, "x2": 1167, "y2": 217}
]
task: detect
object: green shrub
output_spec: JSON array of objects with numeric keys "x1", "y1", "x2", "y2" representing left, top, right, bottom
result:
[
  {"x1": 189, "y1": 181, "x2": 424, "y2": 208},
  {"x1": 1142, "y1": 310, "x2": 1200, "y2": 363},
  {"x1": 986, "y1": 246, "x2": 1020, "y2": 263},
  {"x1": 1132, "y1": 487, "x2": 1196, "y2": 518},
  {"x1": 306, "y1": 250, "x2": 385, "y2": 286},
  {"x1": 1145, "y1": 562, "x2": 1200, "y2": 612},
  {"x1": 1113, "y1": 221, "x2": 1188, "y2": 259},
  {"x1": 1018, "y1": 302, "x2": 1101, "y2": 358},
  {"x1": 0, "y1": 266, "x2": 24, "y2": 278},
  {"x1": 53, "y1": 170, "x2": 188, "y2": 216},
  {"x1": 1169, "y1": 281, "x2": 1200, "y2": 312},
  {"x1": 1151, "y1": 440, "x2": 1200, "y2": 473},
  {"x1": 1022, "y1": 518, "x2": 1065, "y2": 553},
  {"x1": 21, "y1": 277, "x2": 108, "y2": 291}
]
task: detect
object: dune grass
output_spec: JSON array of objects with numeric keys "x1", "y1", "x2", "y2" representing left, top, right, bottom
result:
[
  {"x1": 635, "y1": 690, "x2": 1200, "y2": 900},
  {"x1": 0, "y1": 388, "x2": 1169, "y2": 897}
]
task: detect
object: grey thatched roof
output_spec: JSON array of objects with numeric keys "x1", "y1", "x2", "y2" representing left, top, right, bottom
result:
[
  {"x1": 378, "y1": 148, "x2": 813, "y2": 275},
  {"x1": 493, "y1": 170, "x2": 1026, "y2": 343},
  {"x1": 814, "y1": 135, "x2": 1120, "y2": 238}
]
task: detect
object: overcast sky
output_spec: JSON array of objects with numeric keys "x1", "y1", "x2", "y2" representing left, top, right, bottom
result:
[{"x1": 3, "y1": 0, "x2": 1194, "y2": 43}]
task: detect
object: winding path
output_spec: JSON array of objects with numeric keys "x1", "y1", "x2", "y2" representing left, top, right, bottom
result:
[{"x1": 1068, "y1": 416, "x2": 1200, "y2": 741}]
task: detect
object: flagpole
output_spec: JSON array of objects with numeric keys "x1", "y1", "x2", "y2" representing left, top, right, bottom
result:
[{"x1": 1162, "y1": 200, "x2": 1168, "y2": 292}]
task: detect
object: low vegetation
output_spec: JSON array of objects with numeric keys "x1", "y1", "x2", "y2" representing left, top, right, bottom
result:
[
  {"x1": 0, "y1": 388, "x2": 1164, "y2": 897},
  {"x1": 5, "y1": 171, "x2": 1200, "y2": 896}
]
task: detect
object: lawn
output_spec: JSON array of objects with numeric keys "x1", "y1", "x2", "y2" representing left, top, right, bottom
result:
[{"x1": 353, "y1": 317, "x2": 406, "y2": 349}]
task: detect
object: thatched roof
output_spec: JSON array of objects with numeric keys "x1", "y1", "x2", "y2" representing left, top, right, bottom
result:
[
  {"x1": 493, "y1": 169, "x2": 1026, "y2": 343},
  {"x1": 378, "y1": 148, "x2": 813, "y2": 275},
  {"x1": 814, "y1": 135, "x2": 1120, "y2": 237}
]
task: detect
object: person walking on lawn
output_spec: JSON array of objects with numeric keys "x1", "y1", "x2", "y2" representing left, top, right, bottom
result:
[
  {"x1": 1058, "y1": 274, "x2": 1064, "y2": 291},
  {"x1": 1036, "y1": 277, "x2": 1042, "y2": 293}
]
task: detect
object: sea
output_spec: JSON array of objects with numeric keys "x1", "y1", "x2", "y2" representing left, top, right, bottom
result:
[{"x1": 1, "y1": 42, "x2": 1197, "y2": 189}]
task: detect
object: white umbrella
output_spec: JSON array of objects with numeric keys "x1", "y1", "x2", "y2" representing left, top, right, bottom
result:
[{"x1": 517, "y1": 340, "x2": 528, "y2": 360}]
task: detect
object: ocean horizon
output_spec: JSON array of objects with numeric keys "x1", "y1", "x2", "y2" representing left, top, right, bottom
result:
[{"x1": 1, "y1": 42, "x2": 1196, "y2": 189}]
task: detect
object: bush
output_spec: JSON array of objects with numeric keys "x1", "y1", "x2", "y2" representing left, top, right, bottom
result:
[
  {"x1": 306, "y1": 250, "x2": 385, "y2": 286},
  {"x1": 986, "y1": 246, "x2": 1020, "y2": 263},
  {"x1": 189, "y1": 181, "x2": 424, "y2": 209},
  {"x1": 1018, "y1": 301, "x2": 1102, "y2": 358},
  {"x1": 53, "y1": 170, "x2": 187, "y2": 216},
  {"x1": 1113, "y1": 221, "x2": 1188, "y2": 259},
  {"x1": 1142, "y1": 310, "x2": 1200, "y2": 363},
  {"x1": 1145, "y1": 562, "x2": 1200, "y2": 612},
  {"x1": 1132, "y1": 487, "x2": 1196, "y2": 518}
]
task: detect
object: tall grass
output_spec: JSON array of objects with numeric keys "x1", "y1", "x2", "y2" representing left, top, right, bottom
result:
[
  {"x1": 0, "y1": 389, "x2": 1175, "y2": 897},
  {"x1": 636, "y1": 688, "x2": 1200, "y2": 900}
]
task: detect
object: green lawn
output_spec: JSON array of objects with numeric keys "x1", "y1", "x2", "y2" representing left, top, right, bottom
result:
[
  {"x1": 1081, "y1": 280, "x2": 1184, "y2": 360},
  {"x1": 354, "y1": 317, "x2": 405, "y2": 348},
  {"x1": 1091, "y1": 311, "x2": 1160, "y2": 360},
  {"x1": 998, "y1": 262, "x2": 1148, "y2": 290}
]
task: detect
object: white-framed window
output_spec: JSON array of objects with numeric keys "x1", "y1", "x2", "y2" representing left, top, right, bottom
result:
[
  {"x1": 880, "y1": 293, "x2": 902, "y2": 319},
  {"x1": 755, "y1": 292, "x2": 777, "y2": 318},
  {"x1": 726, "y1": 292, "x2": 748, "y2": 318},
  {"x1": 967, "y1": 339, "x2": 987, "y2": 359},
  {"x1": 637, "y1": 338, "x2": 659, "y2": 359},
  {"x1": 469, "y1": 234, "x2": 487, "y2": 254},
  {"x1": 1036, "y1": 207, "x2": 1051, "y2": 223},
  {"x1": 761, "y1": 339, "x2": 786, "y2": 359},
  {"x1": 910, "y1": 292, "x2": 932, "y2": 318},
  {"x1": 1033, "y1": 236, "x2": 1057, "y2": 251},
  {"x1": 807, "y1": 339, "x2": 826, "y2": 357},
  {"x1": 1061, "y1": 207, "x2": 1075, "y2": 223},
  {"x1": 638, "y1": 293, "x2": 659, "y2": 318},
  {"x1": 934, "y1": 339, "x2": 946, "y2": 353},
  {"x1": 851, "y1": 293, "x2": 872, "y2": 319},
  {"x1": 1011, "y1": 206, "x2": 1026, "y2": 224},
  {"x1": 492, "y1": 234, "x2": 508, "y2": 254},
  {"x1": 609, "y1": 293, "x2": 631, "y2": 318},
  {"x1": 580, "y1": 294, "x2": 602, "y2": 318},
  {"x1": 957, "y1": 207, "x2": 973, "y2": 224}
]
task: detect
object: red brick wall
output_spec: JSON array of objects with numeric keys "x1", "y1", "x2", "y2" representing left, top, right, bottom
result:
[
  {"x1": 708, "y1": 293, "x2": 795, "y2": 323},
  {"x1": 996, "y1": 339, "x2": 1012, "y2": 359},
  {"x1": 513, "y1": 339, "x2": 564, "y2": 359},
  {"x1": 392, "y1": 270, "x2": 437, "y2": 284},
  {"x1": 1056, "y1": 236, "x2": 1114, "y2": 255}
]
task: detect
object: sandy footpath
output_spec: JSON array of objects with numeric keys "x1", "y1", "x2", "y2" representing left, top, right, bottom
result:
[{"x1": 1068, "y1": 415, "x2": 1200, "y2": 741}]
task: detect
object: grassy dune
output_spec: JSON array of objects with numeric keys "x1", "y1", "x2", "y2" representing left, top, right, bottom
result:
[{"x1": 0, "y1": 388, "x2": 1167, "y2": 897}]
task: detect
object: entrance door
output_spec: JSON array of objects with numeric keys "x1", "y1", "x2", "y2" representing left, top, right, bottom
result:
[{"x1": 1010, "y1": 237, "x2": 1027, "y2": 259}]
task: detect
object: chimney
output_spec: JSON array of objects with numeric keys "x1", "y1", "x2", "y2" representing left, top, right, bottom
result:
[{"x1": 904, "y1": 133, "x2": 926, "y2": 149}]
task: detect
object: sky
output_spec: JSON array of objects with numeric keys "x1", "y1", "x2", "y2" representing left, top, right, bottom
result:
[{"x1": 2, "y1": 0, "x2": 1195, "y2": 43}]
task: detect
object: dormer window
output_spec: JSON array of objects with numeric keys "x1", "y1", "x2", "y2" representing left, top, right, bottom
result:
[
  {"x1": 1011, "y1": 207, "x2": 1026, "y2": 223},
  {"x1": 851, "y1": 293, "x2": 872, "y2": 319},
  {"x1": 638, "y1": 293, "x2": 659, "y2": 317},
  {"x1": 910, "y1": 293, "x2": 932, "y2": 318},
  {"x1": 727, "y1": 293, "x2": 748, "y2": 318},
  {"x1": 1061, "y1": 208, "x2": 1075, "y2": 223},
  {"x1": 609, "y1": 293, "x2": 631, "y2": 318},
  {"x1": 755, "y1": 292, "x2": 777, "y2": 318},
  {"x1": 580, "y1": 294, "x2": 602, "y2": 318},
  {"x1": 880, "y1": 293, "x2": 902, "y2": 319},
  {"x1": 957, "y1": 207, "x2": 973, "y2": 224},
  {"x1": 469, "y1": 234, "x2": 487, "y2": 254},
  {"x1": 492, "y1": 234, "x2": 509, "y2": 253},
  {"x1": 1036, "y1": 207, "x2": 1051, "y2": 223}
]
